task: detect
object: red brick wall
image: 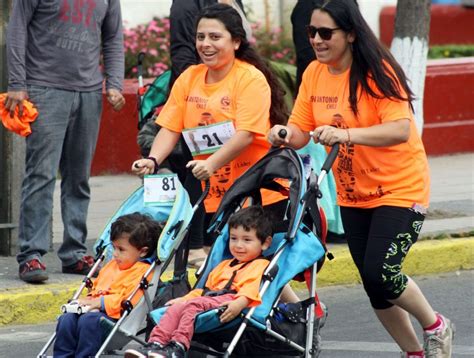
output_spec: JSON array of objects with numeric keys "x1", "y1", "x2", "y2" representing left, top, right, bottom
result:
[
  {"x1": 380, "y1": 5, "x2": 474, "y2": 46},
  {"x1": 92, "y1": 80, "x2": 141, "y2": 175},
  {"x1": 422, "y1": 57, "x2": 474, "y2": 155}
]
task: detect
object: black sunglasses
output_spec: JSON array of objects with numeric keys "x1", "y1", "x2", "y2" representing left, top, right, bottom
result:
[{"x1": 306, "y1": 25, "x2": 341, "y2": 40}]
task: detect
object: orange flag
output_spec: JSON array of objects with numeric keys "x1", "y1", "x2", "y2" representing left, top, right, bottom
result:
[{"x1": 0, "y1": 93, "x2": 39, "y2": 137}]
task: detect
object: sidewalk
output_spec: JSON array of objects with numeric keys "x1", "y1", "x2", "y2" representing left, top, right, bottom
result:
[{"x1": 0, "y1": 153, "x2": 473, "y2": 326}]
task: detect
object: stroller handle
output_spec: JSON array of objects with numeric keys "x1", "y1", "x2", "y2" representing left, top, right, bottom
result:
[
  {"x1": 321, "y1": 143, "x2": 339, "y2": 174},
  {"x1": 137, "y1": 52, "x2": 146, "y2": 88},
  {"x1": 137, "y1": 51, "x2": 146, "y2": 65},
  {"x1": 275, "y1": 128, "x2": 340, "y2": 174},
  {"x1": 317, "y1": 143, "x2": 339, "y2": 187},
  {"x1": 193, "y1": 179, "x2": 211, "y2": 213},
  {"x1": 270, "y1": 128, "x2": 288, "y2": 150}
]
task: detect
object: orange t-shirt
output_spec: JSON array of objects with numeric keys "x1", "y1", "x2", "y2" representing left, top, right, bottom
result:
[
  {"x1": 156, "y1": 59, "x2": 283, "y2": 212},
  {"x1": 89, "y1": 260, "x2": 151, "y2": 319},
  {"x1": 182, "y1": 258, "x2": 269, "y2": 307},
  {"x1": 289, "y1": 61, "x2": 430, "y2": 209}
]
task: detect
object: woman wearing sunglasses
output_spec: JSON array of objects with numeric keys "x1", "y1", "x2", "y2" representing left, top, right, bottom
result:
[{"x1": 268, "y1": 1, "x2": 453, "y2": 357}]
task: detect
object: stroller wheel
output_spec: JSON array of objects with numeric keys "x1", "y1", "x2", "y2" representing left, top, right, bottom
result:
[{"x1": 311, "y1": 332, "x2": 322, "y2": 358}]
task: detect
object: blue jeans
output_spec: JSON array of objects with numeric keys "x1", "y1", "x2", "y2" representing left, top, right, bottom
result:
[
  {"x1": 17, "y1": 86, "x2": 102, "y2": 266},
  {"x1": 53, "y1": 312, "x2": 110, "y2": 358}
]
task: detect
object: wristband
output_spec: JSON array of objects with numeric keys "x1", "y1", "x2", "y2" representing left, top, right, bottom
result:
[
  {"x1": 145, "y1": 156, "x2": 159, "y2": 174},
  {"x1": 345, "y1": 128, "x2": 351, "y2": 144}
]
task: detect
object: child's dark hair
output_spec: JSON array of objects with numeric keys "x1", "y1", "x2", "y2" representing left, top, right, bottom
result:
[
  {"x1": 110, "y1": 212, "x2": 163, "y2": 257},
  {"x1": 196, "y1": 3, "x2": 289, "y2": 126},
  {"x1": 228, "y1": 206, "x2": 272, "y2": 244}
]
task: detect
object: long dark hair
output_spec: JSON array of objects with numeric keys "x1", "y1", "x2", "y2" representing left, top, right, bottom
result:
[
  {"x1": 196, "y1": 4, "x2": 288, "y2": 126},
  {"x1": 315, "y1": 0, "x2": 414, "y2": 115}
]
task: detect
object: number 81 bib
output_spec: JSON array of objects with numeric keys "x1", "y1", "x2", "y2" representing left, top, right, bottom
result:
[
  {"x1": 144, "y1": 174, "x2": 179, "y2": 205},
  {"x1": 182, "y1": 121, "x2": 236, "y2": 156}
]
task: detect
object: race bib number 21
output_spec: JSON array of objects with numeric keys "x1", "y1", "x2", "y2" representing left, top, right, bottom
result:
[{"x1": 182, "y1": 121, "x2": 235, "y2": 156}]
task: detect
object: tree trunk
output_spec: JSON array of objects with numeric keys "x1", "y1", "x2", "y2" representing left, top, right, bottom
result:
[{"x1": 390, "y1": 0, "x2": 431, "y2": 135}]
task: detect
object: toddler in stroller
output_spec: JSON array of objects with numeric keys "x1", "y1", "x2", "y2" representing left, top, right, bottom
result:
[
  {"x1": 125, "y1": 205, "x2": 274, "y2": 358},
  {"x1": 53, "y1": 213, "x2": 163, "y2": 358},
  {"x1": 130, "y1": 146, "x2": 337, "y2": 358},
  {"x1": 38, "y1": 172, "x2": 207, "y2": 357}
]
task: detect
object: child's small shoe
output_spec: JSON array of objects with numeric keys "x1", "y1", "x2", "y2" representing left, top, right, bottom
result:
[
  {"x1": 124, "y1": 342, "x2": 166, "y2": 358},
  {"x1": 149, "y1": 341, "x2": 185, "y2": 358},
  {"x1": 147, "y1": 342, "x2": 171, "y2": 358}
]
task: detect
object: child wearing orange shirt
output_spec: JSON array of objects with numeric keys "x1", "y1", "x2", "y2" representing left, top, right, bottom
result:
[
  {"x1": 53, "y1": 213, "x2": 163, "y2": 358},
  {"x1": 124, "y1": 206, "x2": 271, "y2": 358}
]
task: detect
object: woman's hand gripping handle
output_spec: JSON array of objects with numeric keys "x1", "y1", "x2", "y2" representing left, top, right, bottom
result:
[{"x1": 268, "y1": 125, "x2": 292, "y2": 148}]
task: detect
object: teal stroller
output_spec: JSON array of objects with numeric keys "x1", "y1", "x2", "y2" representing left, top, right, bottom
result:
[
  {"x1": 38, "y1": 177, "x2": 209, "y2": 357},
  {"x1": 149, "y1": 145, "x2": 339, "y2": 357}
]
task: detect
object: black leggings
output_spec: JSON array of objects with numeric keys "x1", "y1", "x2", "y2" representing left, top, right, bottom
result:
[{"x1": 340, "y1": 206, "x2": 425, "y2": 309}]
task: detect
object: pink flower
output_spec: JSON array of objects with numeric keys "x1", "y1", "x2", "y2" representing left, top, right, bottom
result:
[{"x1": 122, "y1": 15, "x2": 296, "y2": 79}]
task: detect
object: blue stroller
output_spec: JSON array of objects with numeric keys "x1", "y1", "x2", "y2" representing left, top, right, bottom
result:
[
  {"x1": 38, "y1": 177, "x2": 209, "y2": 357},
  {"x1": 149, "y1": 145, "x2": 339, "y2": 357}
]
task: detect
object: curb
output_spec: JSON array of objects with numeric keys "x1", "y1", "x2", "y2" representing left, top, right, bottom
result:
[{"x1": 0, "y1": 238, "x2": 472, "y2": 327}]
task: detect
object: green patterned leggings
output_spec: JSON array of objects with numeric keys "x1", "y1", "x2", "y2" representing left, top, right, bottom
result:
[{"x1": 341, "y1": 206, "x2": 425, "y2": 309}]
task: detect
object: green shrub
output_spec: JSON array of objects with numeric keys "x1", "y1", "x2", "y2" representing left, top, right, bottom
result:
[{"x1": 428, "y1": 44, "x2": 474, "y2": 59}]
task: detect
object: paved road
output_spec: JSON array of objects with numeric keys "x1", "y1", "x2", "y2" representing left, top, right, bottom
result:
[
  {"x1": 1, "y1": 271, "x2": 472, "y2": 357},
  {"x1": 317, "y1": 270, "x2": 474, "y2": 357}
]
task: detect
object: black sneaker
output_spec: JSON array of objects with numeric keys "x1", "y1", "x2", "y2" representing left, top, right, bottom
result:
[
  {"x1": 125, "y1": 342, "x2": 168, "y2": 358},
  {"x1": 147, "y1": 345, "x2": 170, "y2": 358},
  {"x1": 155, "y1": 341, "x2": 185, "y2": 358},
  {"x1": 62, "y1": 255, "x2": 95, "y2": 275},
  {"x1": 19, "y1": 258, "x2": 48, "y2": 283}
]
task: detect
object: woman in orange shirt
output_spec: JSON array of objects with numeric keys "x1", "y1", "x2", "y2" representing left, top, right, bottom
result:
[
  {"x1": 132, "y1": 4, "x2": 288, "y2": 249},
  {"x1": 268, "y1": 1, "x2": 453, "y2": 357}
]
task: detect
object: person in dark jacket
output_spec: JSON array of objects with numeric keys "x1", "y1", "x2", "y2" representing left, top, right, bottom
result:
[{"x1": 291, "y1": 0, "x2": 317, "y2": 95}]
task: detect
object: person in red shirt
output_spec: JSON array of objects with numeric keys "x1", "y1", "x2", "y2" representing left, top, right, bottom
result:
[
  {"x1": 53, "y1": 213, "x2": 162, "y2": 358},
  {"x1": 125, "y1": 206, "x2": 272, "y2": 358},
  {"x1": 268, "y1": 1, "x2": 453, "y2": 357}
]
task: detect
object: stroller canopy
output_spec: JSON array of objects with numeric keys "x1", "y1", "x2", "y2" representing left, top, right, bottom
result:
[
  {"x1": 210, "y1": 147, "x2": 307, "y2": 238},
  {"x1": 93, "y1": 182, "x2": 193, "y2": 263}
]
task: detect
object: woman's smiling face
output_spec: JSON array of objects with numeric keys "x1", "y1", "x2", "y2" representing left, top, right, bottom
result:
[
  {"x1": 309, "y1": 9, "x2": 355, "y2": 74},
  {"x1": 196, "y1": 18, "x2": 240, "y2": 76}
]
